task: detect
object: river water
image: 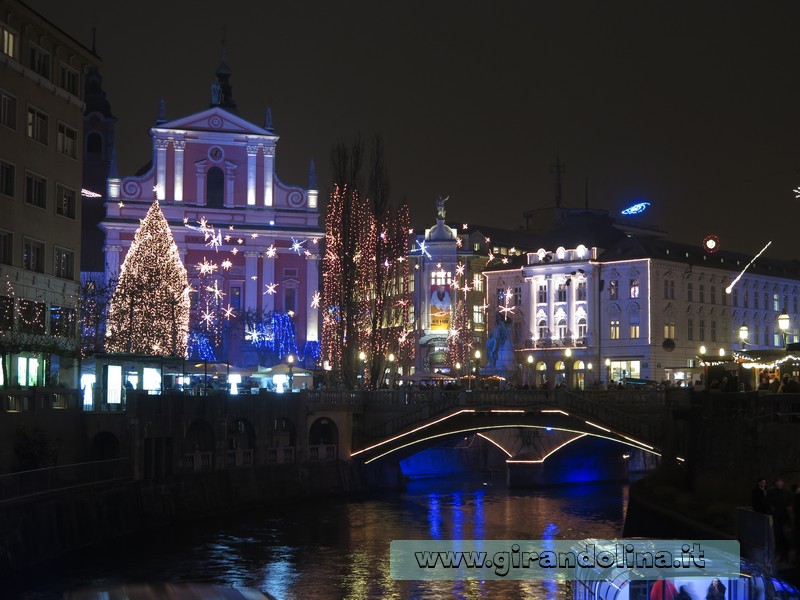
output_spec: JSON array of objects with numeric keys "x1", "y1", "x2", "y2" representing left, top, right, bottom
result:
[{"x1": 5, "y1": 477, "x2": 628, "y2": 600}]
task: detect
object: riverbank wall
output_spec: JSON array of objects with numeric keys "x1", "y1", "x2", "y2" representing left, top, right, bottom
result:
[{"x1": 0, "y1": 460, "x2": 367, "y2": 577}]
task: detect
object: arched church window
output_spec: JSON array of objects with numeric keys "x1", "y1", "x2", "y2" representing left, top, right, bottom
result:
[{"x1": 206, "y1": 166, "x2": 224, "y2": 207}]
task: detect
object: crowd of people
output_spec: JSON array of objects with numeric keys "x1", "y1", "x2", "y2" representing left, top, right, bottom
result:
[{"x1": 751, "y1": 476, "x2": 800, "y2": 566}]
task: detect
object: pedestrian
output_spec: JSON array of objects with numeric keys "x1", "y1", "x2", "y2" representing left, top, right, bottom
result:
[
  {"x1": 676, "y1": 585, "x2": 693, "y2": 600},
  {"x1": 705, "y1": 578, "x2": 726, "y2": 600},
  {"x1": 751, "y1": 477, "x2": 769, "y2": 514},
  {"x1": 768, "y1": 477, "x2": 793, "y2": 561}
]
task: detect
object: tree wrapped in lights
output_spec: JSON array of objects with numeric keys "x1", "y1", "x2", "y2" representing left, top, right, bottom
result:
[
  {"x1": 448, "y1": 287, "x2": 472, "y2": 372},
  {"x1": 243, "y1": 309, "x2": 297, "y2": 366},
  {"x1": 322, "y1": 136, "x2": 412, "y2": 389},
  {"x1": 106, "y1": 200, "x2": 190, "y2": 356}
]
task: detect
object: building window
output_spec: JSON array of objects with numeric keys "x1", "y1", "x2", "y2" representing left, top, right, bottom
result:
[
  {"x1": 0, "y1": 295, "x2": 12, "y2": 330},
  {"x1": 0, "y1": 160, "x2": 13, "y2": 196},
  {"x1": 664, "y1": 322, "x2": 676, "y2": 339},
  {"x1": 50, "y1": 306, "x2": 75, "y2": 337},
  {"x1": 431, "y1": 270, "x2": 451, "y2": 286},
  {"x1": 513, "y1": 287, "x2": 522, "y2": 306},
  {"x1": 687, "y1": 319, "x2": 693, "y2": 341},
  {"x1": 27, "y1": 107, "x2": 48, "y2": 145},
  {"x1": 753, "y1": 291, "x2": 759, "y2": 310},
  {"x1": 283, "y1": 286, "x2": 296, "y2": 314},
  {"x1": 1, "y1": 23, "x2": 17, "y2": 59},
  {"x1": 577, "y1": 317, "x2": 587, "y2": 339},
  {"x1": 630, "y1": 322, "x2": 640, "y2": 339},
  {"x1": 230, "y1": 286, "x2": 241, "y2": 310},
  {"x1": 687, "y1": 282, "x2": 693, "y2": 302},
  {"x1": 699, "y1": 284, "x2": 705, "y2": 304},
  {"x1": 610, "y1": 320, "x2": 620, "y2": 340},
  {"x1": 54, "y1": 247, "x2": 74, "y2": 279},
  {"x1": 664, "y1": 279, "x2": 674, "y2": 299},
  {"x1": 28, "y1": 44, "x2": 50, "y2": 79},
  {"x1": 630, "y1": 278, "x2": 639, "y2": 299},
  {"x1": 577, "y1": 281, "x2": 587, "y2": 301},
  {"x1": 472, "y1": 305, "x2": 484, "y2": 326},
  {"x1": 711, "y1": 320, "x2": 717, "y2": 342},
  {"x1": 557, "y1": 283, "x2": 567, "y2": 302},
  {"x1": 55, "y1": 184, "x2": 76, "y2": 219},
  {"x1": 206, "y1": 166, "x2": 224, "y2": 207},
  {"x1": 710, "y1": 286, "x2": 716, "y2": 305},
  {"x1": 557, "y1": 318, "x2": 567, "y2": 340},
  {"x1": 0, "y1": 90, "x2": 15, "y2": 129},
  {"x1": 25, "y1": 172, "x2": 46, "y2": 208},
  {"x1": 537, "y1": 319, "x2": 548, "y2": 340},
  {"x1": 23, "y1": 238, "x2": 44, "y2": 272},
  {"x1": 774, "y1": 293, "x2": 781, "y2": 312},
  {"x1": 59, "y1": 63, "x2": 79, "y2": 96},
  {"x1": 699, "y1": 319, "x2": 705, "y2": 341},
  {"x1": 18, "y1": 299, "x2": 45, "y2": 334},
  {"x1": 537, "y1": 284, "x2": 547, "y2": 303},
  {"x1": 472, "y1": 274, "x2": 483, "y2": 292},
  {"x1": 57, "y1": 123, "x2": 78, "y2": 158},
  {"x1": 732, "y1": 289, "x2": 739, "y2": 307},
  {"x1": 0, "y1": 230, "x2": 10, "y2": 265},
  {"x1": 609, "y1": 280, "x2": 618, "y2": 300},
  {"x1": 743, "y1": 289, "x2": 749, "y2": 308}
]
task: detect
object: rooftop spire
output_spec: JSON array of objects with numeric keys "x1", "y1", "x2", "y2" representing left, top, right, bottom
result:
[
  {"x1": 264, "y1": 107, "x2": 274, "y2": 132},
  {"x1": 210, "y1": 31, "x2": 237, "y2": 113},
  {"x1": 155, "y1": 97, "x2": 167, "y2": 125},
  {"x1": 308, "y1": 158, "x2": 317, "y2": 190}
]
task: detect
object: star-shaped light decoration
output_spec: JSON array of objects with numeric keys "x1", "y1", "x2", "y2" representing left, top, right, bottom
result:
[
  {"x1": 265, "y1": 245, "x2": 277, "y2": 258},
  {"x1": 498, "y1": 287, "x2": 516, "y2": 320},
  {"x1": 412, "y1": 240, "x2": 431, "y2": 259},
  {"x1": 231, "y1": 247, "x2": 239, "y2": 255},
  {"x1": 264, "y1": 282, "x2": 278, "y2": 295},
  {"x1": 312, "y1": 238, "x2": 319, "y2": 245},
  {"x1": 206, "y1": 280, "x2": 225, "y2": 301},
  {"x1": 310, "y1": 291, "x2": 321, "y2": 309},
  {"x1": 485, "y1": 237, "x2": 491, "y2": 243},
  {"x1": 237, "y1": 238, "x2": 244, "y2": 245},
  {"x1": 224, "y1": 235, "x2": 232, "y2": 242},
  {"x1": 250, "y1": 275, "x2": 257, "y2": 280},
  {"x1": 251, "y1": 233, "x2": 259, "y2": 240},
  {"x1": 183, "y1": 217, "x2": 189, "y2": 224},
  {"x1": 486, "y1": 251, "x2": 495, "y2": 266},
  {"x1": 462, "y1": 224, "x2": 468, "y2": 230},
  {"x1": 456, "y1": 237, "x2": 463, "y2": 248},
  {"x1": 206, "y1": 230, "x2": 222, "y2": 251},
  {"x1": 221, "y1": 259, "x2": 232, "y2": 270},
  {"x1": 222, "y1": 304, "x2": 235, "y2": 320},
  {"x1": 118, "y1": 200, "x2": 125, "y2": 208},
  {"x1": 291, "y1": 238, "x2": 306, "y2": 254},
  {"x1": 509, "y1": 247, "x2": 516, "y2": 254},
  {"x1": 201, "y1": 309, "x2": 215, "y2": 327},
  {"x1": 228, "y1": 225, "x2": 235, "y2": 230},
  {"x1": 456, "y1": 263, "x2": 465, "y2": 276},
  {"x1": 196, "y1": 258, "x2": 218, "y2": 275},
  {"x1": 502, "y1": 257, "x2": 509, "y2": 264}
]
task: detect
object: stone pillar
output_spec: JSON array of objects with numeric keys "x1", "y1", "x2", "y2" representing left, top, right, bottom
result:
[
  {"x1": 263, "y1": 145, "x2": 275, "y2": 207},
  {"x1": 246, "y1": 144, "x2": 258, "y2": 206},
  {"x1": 155, "y1": 138, "x2": 168, "y2": 200},
  {"x1": 173, "y1": 140, "x2": 185, "y2": 201},
  {"x1": 195, "y1": 162, "x2": 206, "y2": 206},
  {"x1": 244, "y1": 251, "x2": 259, "y2": 312},
  {"x1": 104, "y1": 244, "x2": 122, "y2": 278},
  {"x1": 225, "y1": 163, "x2": 236, "y2": 208}
]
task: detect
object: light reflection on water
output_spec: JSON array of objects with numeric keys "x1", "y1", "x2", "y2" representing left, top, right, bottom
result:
[{"x1": 4, "y1": 477, "x2": 627, "y2": 600}]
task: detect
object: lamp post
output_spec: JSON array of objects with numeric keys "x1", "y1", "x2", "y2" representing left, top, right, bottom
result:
[
  {"x1": 778, "y1": 308, "x2": 790, "y2": 349},
  {"x1": 564, "y1": 348, "x2": 572, "y2": 389},
  {"x1": 287, "y1": 354, "x2": 295, "y2": 391},
  {"x1": 358, "y1": 351, "x2": 367, "y2": 388},
  {"x1": 587, "y1": 362, "x2": 593, "y2": 390},
  {"x1": 526, "y1": 354, "x2": 533, "y2": 387},
  {"x1": 605, "y1": 358, "x2": 611, "y2": 386},
  {"x1": 474, "y1": 349, "x2": 481, "y2": 390},
  {"x1": 388, "y1": 353, "x2": 396, "y2": 388},
  {"x1": 699, "y1": 346, "x2": 707, "y2": 387},
  {"x1": 739, "y1": 325, "x2": 749, "y2": 350}
]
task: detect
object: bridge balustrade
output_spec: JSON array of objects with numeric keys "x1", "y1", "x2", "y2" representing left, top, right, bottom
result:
[{"x1": 0, "y1": 458, "x2": 132, "y2": 502}]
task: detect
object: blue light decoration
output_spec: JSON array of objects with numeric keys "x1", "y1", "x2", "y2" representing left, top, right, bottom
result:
[
  {"x1": 620, "y1": 201, "x2": 650, "y2": 215},
  {"x1": 302, "y1": 340, "x2": 321, "y2": 363},
  {"x1": 188, "y1": 331, "x2": 218, "y2": 362},
  {"x1": 246, "y1": 311, "x2": 298, "y2": 361}
]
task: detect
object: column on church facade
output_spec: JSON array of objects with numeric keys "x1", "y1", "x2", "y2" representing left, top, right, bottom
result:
[
  {"x1": 246, "y1": 144, "x2": 258, "y2": 206},
  {"x1": 104, "y1": 244, "x2": 122, "y2": 277},
  {"x1": 306, "y1": 254, "x2": 319, "y2": 342},
  {"x1": 263, "y1": 146, "x2": 275, "y2": 207},
  {"x1": 173, "y1": 140, "x2": 185, "y2": 201},
  {"x1": 225, "y1": 163, "x2": 236, "y2": 208},
  {"x1": 155, "y1": 138, "x2": 168, "y2": 200},
  {"x1": 244, "y1": 251, "x2": 259, "y2": 312},
  {"x1": 261, "y1": 243, "x2": 276, "y2": 313},
  {"x1": 195, "y1": 162, "x2": 205, "y2": 205},
  {"x1": 547, "y1": 274, "x2": 556, "y2": 341}
]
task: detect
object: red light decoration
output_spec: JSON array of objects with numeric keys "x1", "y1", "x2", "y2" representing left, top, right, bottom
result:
[{"x1": 703, "y1": 234, "x2": 720, "y2": 253}]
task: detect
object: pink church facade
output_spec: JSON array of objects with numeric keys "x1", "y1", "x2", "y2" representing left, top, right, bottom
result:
[{"x1": 100, "y1": 94, "x2": 321, "y2": 367}]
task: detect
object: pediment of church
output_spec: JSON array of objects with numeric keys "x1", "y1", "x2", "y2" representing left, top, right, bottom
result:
[{"x1": 153, "y1": 107, "x2": 276, "y2": 138}]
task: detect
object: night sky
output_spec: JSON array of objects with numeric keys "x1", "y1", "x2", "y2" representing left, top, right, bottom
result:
[{"x1": 27, "y1": 0, "x2": 800, "y2": 259}]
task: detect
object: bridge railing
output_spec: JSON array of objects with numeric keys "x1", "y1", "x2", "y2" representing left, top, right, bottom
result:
[
  {"x1": 0, "y1": 458, "x2": 132, "y2": 503},
  {"x1": 352, "y1": 388, "x2": 670, "y2": 449}
]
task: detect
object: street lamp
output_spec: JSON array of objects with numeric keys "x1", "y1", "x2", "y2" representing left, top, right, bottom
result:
[
  {"x1": 739, "y1": 325, "x2": 749, "y2": 350},
  {"x1": 472, "y1": 349, "x2": 481, "y2": 390},
  {"x1": 527, "y1": 354, "x2": 533, "y2": 387},
  {"x1": 286, "y1": 354, "x2": 295, "y2": 391},
  {"x1": 359, "y1": 351, "x2": 367, "y2": 388},
  {"x1": 778, "y1": 308, "x2": 790, "y2": 348},
  {"x1": 388, "y1": 353, "x2": 396, "y2": 388},
  {"x1": 605, "y1": 358, "x2": 611, "y2": 385},
  {"x1": 564, "y1": 348, "x2": 572, "y2": 389}
]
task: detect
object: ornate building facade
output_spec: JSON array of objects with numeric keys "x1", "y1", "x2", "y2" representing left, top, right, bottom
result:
[{"x1": 98, "y1": 60, "x2": 321, "y2": 367}]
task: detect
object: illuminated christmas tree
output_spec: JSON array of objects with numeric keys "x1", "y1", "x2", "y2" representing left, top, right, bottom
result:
[{"x1": 106, "y1": 200, "x2": 190, "y2": 356}]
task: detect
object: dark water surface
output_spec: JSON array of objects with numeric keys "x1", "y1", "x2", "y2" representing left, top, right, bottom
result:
[{"x1": 4, "y1": 477, "x2": 628, "y2": 599}]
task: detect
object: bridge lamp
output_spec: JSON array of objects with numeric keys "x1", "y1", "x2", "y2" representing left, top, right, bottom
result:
[
  {"x1": 286, "y1": 354, "x2": 295, "y2": 390},
  {"x1": 739, "y1": 325, "x2": 748, "y2": 350},
  {"x1": 605, "y1": 358, "x2": 611, "y2": 385},
  {"x1": 358, "y1": 351, "x2": 367, "y2": 387},
  {"x1": 778, "y1": 309, "x2": 790, "y2": 348},
  {"x1": 564, "y1": 348, "x2": 572, "y2": 388},
  {"x1": 719, "y1": 348, "x2": 725, "y2": 358},
  {"x1": 527, "y1": 355, "x2": 533, "y2": 365}
]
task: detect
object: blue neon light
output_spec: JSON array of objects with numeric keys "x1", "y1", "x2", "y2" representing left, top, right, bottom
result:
[{"x1": 621, "y1": 201, "x2": 650, "y2": 215}]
